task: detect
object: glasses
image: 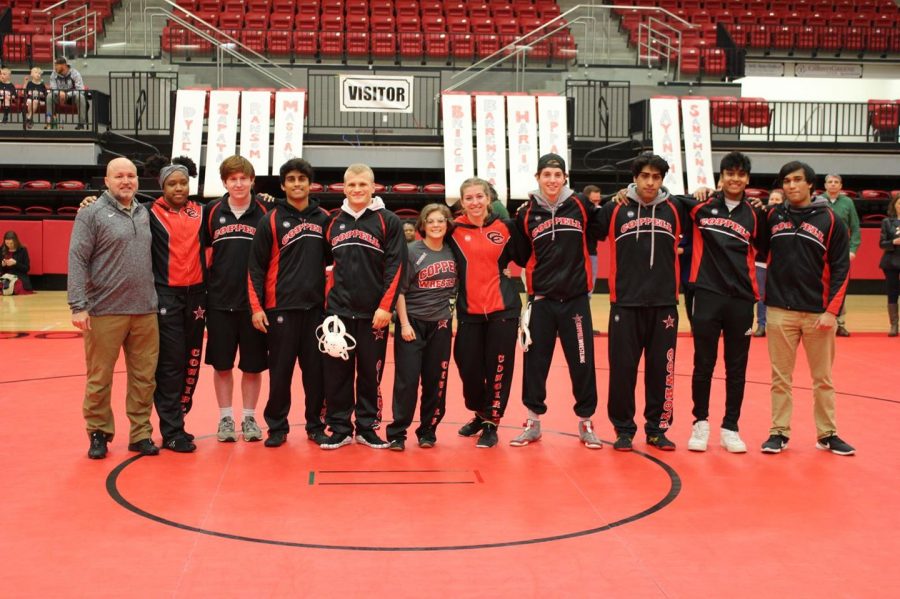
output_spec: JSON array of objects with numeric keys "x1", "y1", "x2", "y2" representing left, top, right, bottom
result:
[{"x1": 425, "y1": 218, "x2": 447, "y2": 225}]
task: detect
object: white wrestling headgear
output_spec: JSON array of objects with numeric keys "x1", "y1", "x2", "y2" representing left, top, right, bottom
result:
[{"x1": 316, "y1": 315, "x2": 356, "y2": 360}]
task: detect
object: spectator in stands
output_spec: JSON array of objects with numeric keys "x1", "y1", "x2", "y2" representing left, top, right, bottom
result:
[
  {"x1": 1, "y1": 230, "x2": 33, "y2": 294},
  {"x1": 386, "y1": 203, "x2": 457, "y2": 451},
  {"x1": 820, "y1": 174, "x2": 860, "y2": 337},
  {"x1": 753, "y1": 189, "x2": 784, "y2": 336},
  {"x1": 488, "y1": 183, "x2": 510, "y2": 219},
  {"x1": 583, "y1": 184, "x2": 602, "y2": 292},
  {"x1": 449, "y1": 177, "x2": 522, "y2": 449},
  {"x1": 23, "y1": 67, "x2": 49, "y2": 129},
  {"x1": 0, "y1": 68, "x2": 17, "y2": 123},
  {"x1": 49, "y1": 56, "x2": 87, "y2": 129},
  {"x1": 319, "y1": 163, "x2": 406, "y2": 450},
  {"x1": 202, "y1": 156, "x2": 270, "y2": 444},
  {"x1": 68, "y1": 157, "x2": 160, "y2": 460},
  {"x1": 879, "y1": 191, "x2": 900, "y2": 337},
  {"x1": 403, "y1": 220, "x2": 417, "y2": 242},
  {"x1": 761, "y1": 161, "x2": 853, "y2": 456}
]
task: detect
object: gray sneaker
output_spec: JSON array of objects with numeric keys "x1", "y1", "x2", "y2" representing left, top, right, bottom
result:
[
  {"x1": 242, "y1": 416, "x2": 263, "y2": 442},
  {"x1": 217, "y1": 416, "x2": 238, "y2": 442},
  {"x1": 579, "y1": 420, "x2": 603, "y2": 449},
  {"x1": 510, "y1": 419, "x2": 542, "y2": 446}
]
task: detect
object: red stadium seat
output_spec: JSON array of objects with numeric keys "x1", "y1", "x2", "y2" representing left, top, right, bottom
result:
[
  {"x1": 861, "y1": 190, "x2": 891, "y2": 201},
  {"x1": 425, "y1": 33, "x2": 450, "y2": 61},
  {"x1": 23, "y1": 180, "x2": 52, "y2": 190},
  {"x1": 294, "y1": 31, "x2": 318, "y2": 56},
  {"x1": 391, "y1": 183, "x2": 419, "y2": 193},
  {"x1": 680, "y1": 47, "x2": 701, "y2": 74},
  {"x1": 452, "y1": 34, "x2": 475, "y2": 60},
  {"x1": 327, "y1": 183, "x2": 345, "y2": 193},
  {"x1": 24, "y1": 206, "x2": 53, "y2": 215},
  {"x1": 868, "y1": 100, "x2": 900, "y2": 132},
  {"x1": 55, "y1": 180, "x2": 86, "y2": 190},
  {"x1": 268, "y1": 30, "x2": 292, "y2": 55},
  {"x1": 709, "y1": 96, "x2": 741, "y2": 128},
  {"x1": 741, "y1": 97, "x2": 771, "y2": 128},
  {"x1": 346, "y1": 32, "x2": 370, "y2": 58},
  {"x1": 0, "y1": 206, "x2": 23, "y2": 215},
  {"x1": 320, "y1": 32, "x2": 344, "y2": 57},
  {"x1": 371, "y1": 33, "x2": 397, "y2": 60},
  {"x1": 744, "y1": 188, "x2": 770, "y2": 201},
  {"x1": 423, "y1": 183, "x2": 445, "y2": 194},
  {"x1": 309, "y1": 182, "x2": 324, "y2": 193},
  {"x1": 56, "y1": 206, "x2": 79, "y2": 216},
  {"x1": 0, "y1": 180, "x2": 22, "y2": 190},
  {"x1": 399, "y1": 33, "x2": 424, "y2": 61},
  {"x1": 394, "y1": 208, "x2": 420, "y2": 219}
]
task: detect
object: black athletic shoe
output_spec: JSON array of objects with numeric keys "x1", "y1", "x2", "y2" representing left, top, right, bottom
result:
[
  {"x1": 418, "y1": 433, "x2": 437, "y2": 448},
  {"x1": 613, "y1": 434, "x2": 633, "y2": 452},
  {"x1": 163, "y1": 435, "x2": 196, "y2": 453},
  {"x1": 307, "y1": 430, "x2": 329, "y2": 446},
  {"x1": 127, "y1": 438, "x2": 160, "y2": 456},
  {"x1": 476, "y1": 422, "x2": 498, "y2": 448},
  {"x1": 646, "y1": 433, "x2": 676, "y2": 451},
  {"x1": 388, "y1": 439, "x2": 405, "y2": 451},
  {"x1": 356, "y1": 429, "x2": 390, "y2": 449},
  {"x1": 835, "y1": 326, "x2": 851, "y2": 337},
  {"x1": 320, "y1": 432, "x2": 352, "y2": 450},
  {"x1": 761, "y1": 434, "x2": 789, "y2": 453},
  {"x1": 184, "y1": 431, "x2": 195, "y2": 442},
  {"x1": 815, "y1": 435, "x2": 855, "y2": 456},
  {"x1": 458, "y1": 415, "x2": 484, "y2": 437},
  {"x1": 264, "y1": 431, "x2": 287, "y2": 448},
  {"x1": 88, "y1": 431, "x2": 108, "y2": 459}
]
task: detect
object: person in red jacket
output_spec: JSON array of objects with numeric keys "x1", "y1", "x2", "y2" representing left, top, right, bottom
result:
[
  {"x1": 248, "y1": 158, "x2": 330, "y2": 448},
  {"x1": 319, "y1": 163, "x2": 406, "y2": 450},
  {"x1": 449, "y1": 178, "x2": 523, "y2": 448}
]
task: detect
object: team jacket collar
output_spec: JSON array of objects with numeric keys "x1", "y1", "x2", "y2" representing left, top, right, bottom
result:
[
  {"x1": 528, "y1": 186, "x2": 574, "y2": 211},
  {"x1": 341, "y1": 195, "x2": 386, "y2": 219}
]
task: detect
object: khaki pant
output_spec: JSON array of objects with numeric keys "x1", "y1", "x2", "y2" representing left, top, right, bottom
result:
[
  {"x1": 82, "y1": 314, "x2": 159, "y2": 443},
  {"x1": 766, "y1": 307, "x2": 838, "y2": 440}
]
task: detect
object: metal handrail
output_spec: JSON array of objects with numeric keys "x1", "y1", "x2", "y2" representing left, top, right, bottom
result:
[
  {"x1": 50, "y1": 5, "x2": 98, "y2": 59},
  {"x1": 637, "y1": 17, "x2": 684, "y2": 78}
]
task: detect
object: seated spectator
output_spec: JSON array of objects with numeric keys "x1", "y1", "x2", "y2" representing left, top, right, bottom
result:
[
  {"x1": 23, "y1": 67, "x2": 49, "y2": 130},
  {"x1": 0, "y1": 68, "x2": 17, "y2": 123},
  {"x1": 49, "y1": 57, "x2": 87, "y2": 129},
  {"x1": 1, "y1": 231, "x2": 34, "y2": 295}
]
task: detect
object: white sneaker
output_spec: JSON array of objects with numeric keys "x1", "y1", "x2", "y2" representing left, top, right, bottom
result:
[
  {"x1": 687, "y1": 420, "x2": 710, "y2": 451},
  {"x1": 720, "y1": 428, "x2": 747, "y2": 453}
]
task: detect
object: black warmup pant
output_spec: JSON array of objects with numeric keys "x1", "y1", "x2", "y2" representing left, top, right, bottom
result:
[
  {"x1": 154, "y1": 285, "x2": 206, "y2": 442},
  {"x1": 387, "y1": 315, "x2": 452, "y2": 442},
  {"x1": 690, "y1": 288, "x2": 753, "y2": 431},
  {"x1": 323, "y1": 315, "x2": 388, "y2": 436},
  {"x1": 263, "y1": 308, "x2": 326, "y2": 436},
  {"x1": 522, "y1": 295, "x2": 597, "y2": 418},
  {"x1": 453, "y1": 317, "x2": 518, "y2": 423},
  {"x1": 607, "y1": 304, "x2": 678, "y2": 437}
]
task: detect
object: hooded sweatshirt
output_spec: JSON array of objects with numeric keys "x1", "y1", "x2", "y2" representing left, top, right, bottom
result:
[
  {"x1": 764, "y1": 197, "x2": 850, "y2": 315},
  {"x1": 516, "y1": 186, "x2": 600, "y2": 300},
  {"x1": 324, "y1": 196, "x2": 406, "y2": 319},
  {"x1": 595, "y1": 184, "x2": 688, "y2": 306}
]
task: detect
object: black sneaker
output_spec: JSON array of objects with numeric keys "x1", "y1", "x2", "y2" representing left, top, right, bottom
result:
[
  {"x1": 476, "y1": 422, "x2": 498, "y2": 448},
  {"x1": 264, "y1": 431, "x2": 287, "y2": 448},
  {"x1": 128, "y1": 438, "x2": 160, "y2": 456},
  {"x1": 761, "y1": 434, "x2": 789, "y2": 453},
  {"x1": 835, "y1": 326, "x2": 850, "y2": 337},
  {"x1": 356, "y1": 429, "x2": 390, "y2": 448},
  {"x1": 816, "y1": 435, "x2": 855, "y2": 456},
  {"x1": 418, "y1": 433, "x2": 437, "y2": 448},
  {"x1": 320, "y1": 432, "x2": 352, "y2": 450},
  {"x1": 388, "y1": 439, "x2": 405, "y2": 451},
  {"x1": 458, "y1": 415, "x2": 484, "y2": 437},
  {"x1": 613, "y1": 434, "x2": 633, "y2": 452},
  {"x1": 88, "y1": 431, "x2": 108, "y2": 459},
  {"x1": 647, "y1": 433, "x2": 676, "y2": 451},
  {"x1": 163, "y1": 435, "x2": 196, "y2": 453},
  {"x1": 74, "y1": 123, "x2": 85, "y2": 130},
  {"x1": 307, "y1": 430, "x2": 329, "y2": 446}
]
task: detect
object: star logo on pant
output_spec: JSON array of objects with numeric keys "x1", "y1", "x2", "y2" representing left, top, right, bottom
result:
[
  {"x1": 373, "y1": 328, "x2": 386, "y2": 340},
  {"x1": 437, "y1": 319, "x2": 449, "y2": 329},
  {"x1": 663, "y1": 314, "x2": 675, "y2": 329},
  {"x1": 193, "y1": 306, "x2": 206, "y2": 320}
]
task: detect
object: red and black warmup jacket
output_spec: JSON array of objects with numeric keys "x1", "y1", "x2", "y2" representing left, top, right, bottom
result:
[
  {"x1": 677, "y1": 192, "x2": 768, "y2": 302},
  {"x1": 324, "y1": 200, "x2": 406, "y2": 319},
  {"x1": 148, "y1": 197, "x2": 204, "y2": 288},
  {"x1": 201, "y1": 194, "x2": 269, "y2": 311},
  {"x1": 449, "y1": 213, "x2": 523, "y2": 322},
  {"x1": 595, "y1": 186, "x2": 689, "y2": 307},
  {"x1": 516, "y1": 187, "x2": 600, "y2": 300},
  {"x1": 248, "y1": 198, "x2": 330, "y2": 314},
  {"x1": 764, "y1": 198, "x2": 850, "y2": 315}
]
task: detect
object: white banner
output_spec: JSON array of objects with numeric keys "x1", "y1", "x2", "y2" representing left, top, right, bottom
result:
[
  {"x1": 537, "y1": 95, "x2": 568, "y2": 162},
  {"x1": 506, "y1": 95, "x2": 538, "y2": 200},
  {"x1": 171, "y1": 89, "x2": 206, "y2": 195},
  {"x1": 239, "y1": 90, "x2": 272, "y2": 177},
  {"x1": 202, "y1": 89, "x2": 241, "y2": 198},
  {"x1": 474, "y1": 94, "x2": 508, "y2": 204},
  {"x1": 441, "y1": 93, "x2": 474, "y2": 205},
  {"x1": 680, "y1": 97, "x2": 714, "y2": 193},
  {"x1": 272, "y1": 90, "x2": 306, "y2": 174},
  {"x1": 650, "y1": 97, "x2": 685, "y2": 196},
  {"x1": 339, "y1": 75, "x2": 413, "y2": 113}
]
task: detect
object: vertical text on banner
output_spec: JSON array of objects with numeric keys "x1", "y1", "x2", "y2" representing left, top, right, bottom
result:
[
  {"x1": 239, "y1": 90, "x2": 272, "y2": 177},
  {"x1": 506, "y1": 95, "x2": 538, "y2": 200},
  {"x1": 649, "y1": 97, "x2": 685, "y2": 196},
  {"x1": 171, "y1": 89, "x2": 206, "y2": 195},
  {"x1": 272, "y1": 90, "x2": 306, "y2": 174},
  {"x1": 537, "y1": 95, "x2": 569, "y2": 164},
  {"x1": 680, "y1": 97, "x2": 714, "y2": 193},
  {"x1": 474, "y1": 94, "x2": 508, "y2": 204},
  {"x1": 441, "y1": 92, "x2": 474, "y2": 205},
  {"x1": 203, "y1": 90, "x2": 241, "y2": 198}
]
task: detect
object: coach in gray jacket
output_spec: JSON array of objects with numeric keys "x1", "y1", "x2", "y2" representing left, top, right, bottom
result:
[{"x1": 68, "y1": 157, "x2": 160, "y2": 459}]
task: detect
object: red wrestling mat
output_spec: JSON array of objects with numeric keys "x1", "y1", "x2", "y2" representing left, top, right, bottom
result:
[{"x1": 1, "y1": 331, "x2": 898, "y2": 597}]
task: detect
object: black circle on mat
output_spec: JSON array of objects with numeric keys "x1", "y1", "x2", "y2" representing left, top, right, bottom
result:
[{"x1": 107, "y1": 429, "x2": 682, "y2": 552}]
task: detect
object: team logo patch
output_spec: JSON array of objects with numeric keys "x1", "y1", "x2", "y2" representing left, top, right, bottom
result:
[
  {"x1": 159, "y1": 307, "x2": 167, "y2": 315},
  {"x1": 193, "y1": 306, "x2": 205, "y2": 320},
  {"x1": 219, "y1": 216, "x2": 226, "y2": 224},
  {"x1": 277, "y1": 315, "x2": 284, "y2": 324},
  {"x1": 711, "y1": 208, "x2": 719, "y2": 215},
  {"x1": 627, "y1": 211, "x2": 635, "y2": 218},
  {"x1": 283, "y1": 221, "x2": 291, "y2": 228},
  {"x1": 339, "y1": 224, "x2": 346, "y2": 230},
  {"x1": 663, "y1": 315, "x2": 676, "y2": 329},
  {"x1": 614, "y1": 314, "x2": 620, "y2": 322},
  {"x1": 486, "y1": 231, "x2": 504, "y2": 245},
  {"x1": 373, "y1": 328, "x2": 386, "y2": 340},
  {"x1": 535, "y1": 215, "x2": 542, "y2": 221},
  {"x1": 464, "y1": 235, "x2": 471, "y2": 242},
  {"x1": 185, "y1": 208, "x2": 199, "y2": 218}
]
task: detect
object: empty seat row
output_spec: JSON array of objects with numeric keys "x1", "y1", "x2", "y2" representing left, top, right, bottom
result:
[
  {"x1": 726, "y1": 23, "x2": 900, "y2": 54},
  {"x1": 0, "y1": 180, "x2": 87, "y2": 190}
]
